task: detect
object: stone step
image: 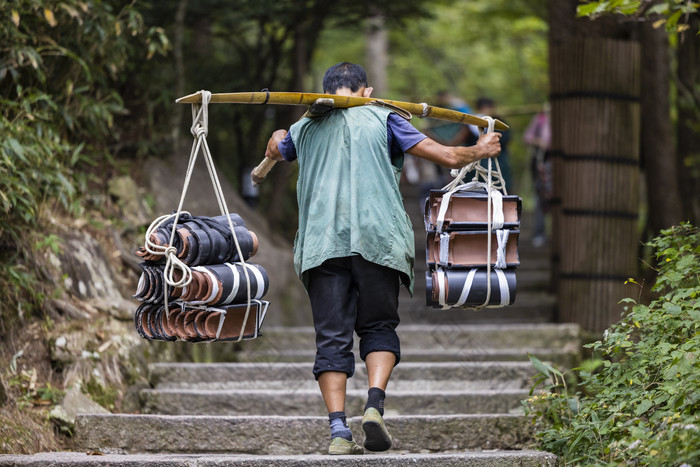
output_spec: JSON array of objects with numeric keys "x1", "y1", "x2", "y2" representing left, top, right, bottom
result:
[
  {"x1": 0, "y1": 450, "x2": 558, "y2": 466},
  {"x1": 398, "y1": 291, "x2": 557, "y2": 323},
  {"x1": 149, "y1": 361, "x2": 537, "y2": 390},
  {"x1": 75, "y1": 413, "x2": 535, "y2": 454},
  {"x1": 141, "y1": 388, "x2": 529, "y2": 416},
  {"x1": 245, "y1": 323, "x2": 578, "y2": 352},
  {"x1": 238, "y1": 348, "x2": 576, "y2": 369}
]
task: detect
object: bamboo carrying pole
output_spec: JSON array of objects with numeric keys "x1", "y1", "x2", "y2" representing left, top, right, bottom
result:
[
  {"x1": 177, "y1": 91, "x2": 509, "y2": 185},
  {"x1": 176, "y1": 91, "x2": 509, "y2": 130},
  {"x1": 549, "y1": 38, "x2": 641, "y2": 333}
]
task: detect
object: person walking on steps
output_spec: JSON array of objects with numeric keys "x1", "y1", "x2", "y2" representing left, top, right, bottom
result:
[{"x1": 263, "y1": 62, "x2": 502, "y2": 455}]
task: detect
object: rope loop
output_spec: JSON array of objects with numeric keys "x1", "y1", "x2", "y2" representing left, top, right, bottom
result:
[
  {"x1": 190, "y1": 90, "x2": 212, "y2": 139},
  {"x1": 419, "y1": 103, "x2": 429, "y2": 118}
]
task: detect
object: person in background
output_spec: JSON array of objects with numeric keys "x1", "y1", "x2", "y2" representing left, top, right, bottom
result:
[
  {"x1": 240, "y1": 166, "x2": 260, "y2": 208},
  {"x1": 523, "y1": 106, "x2": 552, "y2": 247},
  {"x1": 263, "y1": 62, "x2": 501, "y2": 455},
  {"x1": 417, "y1": 91, "x2": 477, "y2": 202},
  {"x1": 468, "y1": 97, "x2": 513, "y2": 193}
]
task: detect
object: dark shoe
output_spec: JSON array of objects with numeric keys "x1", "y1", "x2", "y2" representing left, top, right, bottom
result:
[
  {"x1": 328, "y1": 437, "x2": 363, "y2": 455},
  {"x1": 362, "y1": 407, "x2": 392, "y2": 452}
]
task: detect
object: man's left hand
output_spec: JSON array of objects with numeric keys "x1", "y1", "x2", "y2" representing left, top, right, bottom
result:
[{"x1": 265, "y1": 129, "x2": 288, "y2": 162}]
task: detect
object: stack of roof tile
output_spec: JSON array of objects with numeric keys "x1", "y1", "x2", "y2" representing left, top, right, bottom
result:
[
  {"x1": 133, "y1": 213, "x2": 269, "y2": 342},
  {"x1": 424, "y1": 189, "x2": 521, "y2": 308}
]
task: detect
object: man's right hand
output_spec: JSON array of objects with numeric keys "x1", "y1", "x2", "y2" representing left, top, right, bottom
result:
[{"x1": 475, "y1": 132, "x2": 502, "y2": 159}]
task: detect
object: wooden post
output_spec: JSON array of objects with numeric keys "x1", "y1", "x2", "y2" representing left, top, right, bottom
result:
[{"x1": 549, "y1": 38, "x2": 641, "y2": 333}]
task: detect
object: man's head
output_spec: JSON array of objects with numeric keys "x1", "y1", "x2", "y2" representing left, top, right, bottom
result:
[{"x1": 323, "y1": 62, "x2": 372, "y2": 97}]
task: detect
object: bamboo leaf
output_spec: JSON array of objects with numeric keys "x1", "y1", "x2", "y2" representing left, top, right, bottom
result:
[{"x1": 44, "y1": 8, "x2": 58, "y2": 27}]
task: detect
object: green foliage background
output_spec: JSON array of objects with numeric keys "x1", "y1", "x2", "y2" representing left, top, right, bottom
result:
[
  {"x1": 0, "y1": 0, "x2": 548, "y2": 326},
  {"x1": 0, "y1": 0, "x2": 169, "y2": 327},
  {"x1": 525, "y1": 223, "x2": 700, "y2": 466}
]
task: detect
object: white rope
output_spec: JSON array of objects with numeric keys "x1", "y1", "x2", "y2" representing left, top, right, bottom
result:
[
  {"x1": 419, "y1": 103, "x2": 429, "y2": 118},
  {"x1": 145, "y1": 90, "x2": 254, "y2": 341},
  {"x1": 495, "y1": 229, "x2": 510, "y2": 269},
  {"x1": 190, "y1": 91, "x2": 254, "y2": 342}
]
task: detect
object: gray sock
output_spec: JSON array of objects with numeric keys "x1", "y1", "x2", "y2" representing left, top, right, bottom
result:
[{"x1": 329, "y1": 411, "x2": 352, "y2": 441}]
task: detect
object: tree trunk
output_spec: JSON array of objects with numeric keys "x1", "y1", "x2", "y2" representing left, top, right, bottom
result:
[
  {"x1": 548, "y1": 0, "x2": 641, "y2": 333},
  {"x1": 366, "y1": 15, "x2": 389, "y2": 96},
  {"x1": 676, "y1": 16, "x2": 700, "y2": 225},
  {"x1": 640, "y1": 17, "x2": 683, "y2": 235},
  {"x1": 170, "y1": 0, "x2": 188, "y2": 154}
]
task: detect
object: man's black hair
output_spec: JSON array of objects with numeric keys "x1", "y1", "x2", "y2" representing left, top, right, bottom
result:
[{"x1": 322, "y1": 62, "x2": 368, "y2": 94}]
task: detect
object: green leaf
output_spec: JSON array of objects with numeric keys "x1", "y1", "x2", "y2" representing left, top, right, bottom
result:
[
  {"x1": 647, "y1": 3, "x2": 670, "y2": 15},
  {"x1": 577, "y1": 2, "x2": 602, "y2": 17},
  {"x1": 529, "y1": 354, "x2": 562, "y2": 378},
  {"x1": 667, "y1": 9, "x2": 683, "y2": 28}
]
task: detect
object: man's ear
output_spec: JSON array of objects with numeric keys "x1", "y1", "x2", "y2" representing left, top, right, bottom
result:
[{"x1": 363, "y1": 87, "x2": 374, "y2": 98}]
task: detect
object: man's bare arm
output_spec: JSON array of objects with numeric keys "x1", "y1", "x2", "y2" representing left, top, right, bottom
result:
[{"x1": 407, "y1": 132, "x2": 502, "y2": 169}]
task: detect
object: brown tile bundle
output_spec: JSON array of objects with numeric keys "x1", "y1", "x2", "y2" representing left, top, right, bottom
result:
[
  {"x1": 424, "y1": 189, "x2": 521, "y2": 308},
  {"x1": 133, "y1": 213, "x2": 268, "y2": 342}
]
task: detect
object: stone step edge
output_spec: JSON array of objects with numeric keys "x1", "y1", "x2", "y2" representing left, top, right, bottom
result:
[
  {"x1": 260, "y1": 323, "x2": 579, "y2": 333},
  {"x1": 149, "y1": 361, "x2": 539, "y2": 388},
  {"x1": 0, "y1": 450, "x2": 557, "y2": 466},
  {"x1": 142, "y1": 388, "x2": 531, "y2": 396},
  {"x1": 241, "y1": 347, "x2": 577, "y2": 357},
  {"x1": 75, "y1": 413, "x2": 535, "y2": 454}
]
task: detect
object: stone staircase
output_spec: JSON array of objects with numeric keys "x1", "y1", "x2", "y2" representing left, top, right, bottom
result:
[
  {"x1": 0, "y1": 186, "x2": 575, "y2": 466},
  {"x1": 0, "y1": 323, "x2": 574, "y2": 465}
]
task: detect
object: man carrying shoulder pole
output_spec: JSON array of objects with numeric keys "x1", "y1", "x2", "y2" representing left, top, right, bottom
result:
[{"x1": 264, "y1": 62, "x2": 501, "y2": 455}]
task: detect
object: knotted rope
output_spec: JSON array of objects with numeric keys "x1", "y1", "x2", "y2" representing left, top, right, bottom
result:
[{"x1": 143, "y1": 90, "x2": 254, "y2": 342}]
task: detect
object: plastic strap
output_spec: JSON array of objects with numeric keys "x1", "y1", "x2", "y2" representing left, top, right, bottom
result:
[
  {"x1": 223, "y1": 263, "x2": 241, "y2": 304},
  {"x1": 201, "y1": 267, "x2": 220, "y2": 304},
  {"x1": 455, "y1": 269, "x2": 478, "y2": 307},
  {"x1": 245, "y1": 264, "x2": 265, "y2": 299},
  {"x1": 212, "y1": 307, "x2": 226, "y2": 340},
  {"x1": 437, "y1": 268, "x2": 448, "y2": 309},
  {"x1": 439, "y1": 233, "x2": 451, "y2": 266},
  {"x1": 435, "y1": 191, "x2": 454, "y2": 232},
  {"x1": 494, "y1": 268, "x2": 510, "y2": 306}
]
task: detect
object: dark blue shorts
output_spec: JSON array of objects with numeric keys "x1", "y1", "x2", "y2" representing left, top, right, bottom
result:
[{"x1": 306, "y1": 256, "x2": 401, "y2": 380}]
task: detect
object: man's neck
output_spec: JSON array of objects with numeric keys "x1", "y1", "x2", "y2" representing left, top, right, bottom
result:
[{"x1": 332, "y1": 86, "x2": 372, "y2": 98}]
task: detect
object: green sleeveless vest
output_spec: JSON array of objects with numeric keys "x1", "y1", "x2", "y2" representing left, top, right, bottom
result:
[{"x1": 289, "y1": 106, "x2": 415, "y2": 294}]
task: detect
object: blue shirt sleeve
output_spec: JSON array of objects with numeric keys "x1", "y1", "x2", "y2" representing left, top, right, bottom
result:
[
  {"x1": 276, "y1": 112, "x2": 427, "y2": 163},
  {"x1": 278, "y1": 132, "x2": 297, "y2": 162},
  {"x1": 387, "y1": 113, "x2": 427, "y2": 158}
]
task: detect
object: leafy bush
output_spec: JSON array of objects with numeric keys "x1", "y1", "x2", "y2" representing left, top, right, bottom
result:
[
  {"x1": 525, "y1": 223, "x2": 700, "y2": 466},
  {"x1": 0, "y1": 1, "x2": 169, "y2": 322}
]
